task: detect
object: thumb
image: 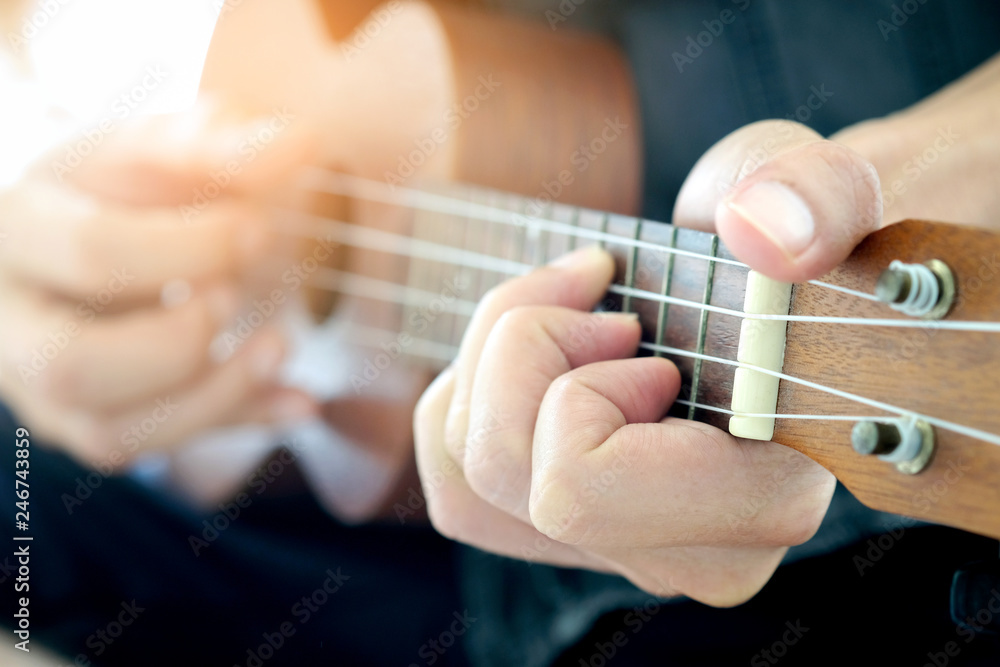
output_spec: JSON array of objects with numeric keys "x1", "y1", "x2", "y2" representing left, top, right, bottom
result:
[
  {"x1": 673, "y1": 120, "x2": 882, "y2": 283},
  {"x1": 55, "y1": 98, "x2": 316, "y2": 207}
]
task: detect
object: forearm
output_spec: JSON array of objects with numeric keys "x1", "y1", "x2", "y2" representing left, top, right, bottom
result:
[{"x1": 833, "y1": 51, "x2": 1000, "y2": 228}]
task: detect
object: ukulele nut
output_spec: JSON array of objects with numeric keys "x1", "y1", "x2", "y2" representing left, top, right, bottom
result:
[
  {"x1": 851, "y1": 418, "x2": 935, "y2": 475},
  {"x1": 875, "y1": 260, "x2": 955, "y2": 320}
]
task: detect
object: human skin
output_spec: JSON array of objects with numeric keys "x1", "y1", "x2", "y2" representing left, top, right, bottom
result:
[{"x1": 0, "y1": 0, "x2": 997, "y2": 564}]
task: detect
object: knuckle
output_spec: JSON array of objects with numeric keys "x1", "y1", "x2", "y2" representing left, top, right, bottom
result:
[
  {"x1": 423, "y1": 488, "x2": 466, "y2": 543},
  {"x1": 476, "y1": 280, "x2": 541, "y2": 324},
  {"x1": 463, "y1": 438, "x2": 525, "y2": 511},
  {"x1": 462, "y1": 447, "x2": 499, "y2": 501},
  {"x1": 529, "y1": 465, "x2": 590, "y2": 546},
  {"x1": 476, "y1": 284, "x2": 518, "y2": 320}
]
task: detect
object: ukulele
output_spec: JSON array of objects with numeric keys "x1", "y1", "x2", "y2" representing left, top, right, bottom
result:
[
  {"x1": 281, "y1": 169, "x2": 1000, "y2": 541},
  {"x1": 190, "y1": 0, "x2": 1000, "y2": 536}
]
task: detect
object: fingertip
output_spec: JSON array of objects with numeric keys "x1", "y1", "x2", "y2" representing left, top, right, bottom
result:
[
  {"x1": 549, "y1": 245, "x2": 615, "y2": 278},
  {"x1": 715, "y1": 195, "x2": 806, "y2": 283}
]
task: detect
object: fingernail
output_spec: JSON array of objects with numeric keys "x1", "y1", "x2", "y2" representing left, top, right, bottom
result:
[
  {"x1": 206, "y1": 286, "x2": 240, "y2": 328},
  {"x1": 550, "y1": 245, "x2": 609, "y2": 269},
  {"x1": 725, "y1": 182, "x2": 815, "y2": 258},
  {"x1": 251, "y1": 335, "x2": 285, "y2": 381}
]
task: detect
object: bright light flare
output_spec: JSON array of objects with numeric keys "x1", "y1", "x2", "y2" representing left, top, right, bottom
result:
[
  {"x1": 0, "y1": 0, "x2": 223, "y2": 185},
  {"x1": 31, "y1": 0, "x2": 223, "y2": 119}
]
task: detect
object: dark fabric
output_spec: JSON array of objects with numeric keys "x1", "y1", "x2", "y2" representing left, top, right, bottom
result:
[
  {"x1": 619, "y1": 0, "x2": 1000, "y2": 220},
  {"x1": 552, "y1": 526, "x2": 1000, "y2": 667},
  {"x1": 0, "y1": 405, "x2": 471, "y2": 667}
]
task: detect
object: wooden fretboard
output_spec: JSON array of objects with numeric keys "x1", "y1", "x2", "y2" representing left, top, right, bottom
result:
[{"x1": 301, "y1": 174, "x2": 752, "y2": 433}]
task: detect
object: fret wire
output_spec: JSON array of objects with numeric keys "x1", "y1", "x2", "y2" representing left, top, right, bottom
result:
[
  {"x1": 448, "y1": 192, "x2": 475, "y2": 350},
  {"x1": 598, "y1": 212, "x2": 609, "y2": 250},
  {"x1": 687, "y1": 235, "x2": 719, "y2": 420},
  {"x1": 512, "y1": 196, "x2": 528, "y2": 268},
  {"x1": 403, "y1": 208, "x2": 431, "y2": 344},
  {"x1": 654, "y1": 226, "x2": 679, "y2": 358},
  {"x1": 567, "y1": 206, "x2": 580, "y2": 251},
  {"x1": 484, "y1": 190, "x2": 505, "y2": 293},
  {"x1": 622, "y1": 218, "x2": 643, "y2": 314},
  {"x1": 436, "y1": 206, "x2": 462, "y2": 351}
]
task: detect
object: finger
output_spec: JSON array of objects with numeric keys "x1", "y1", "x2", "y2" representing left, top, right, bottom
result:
[
  {"x1": 530, "y1": 360, "x2": 835, "y2": 549},
  {"x1": 443, "y1": 246, "x2": 615, "y2": 467},
  {"x1": 674, "y1": 120, "x2": 882, "y2": 282},
  {"x1": 50, "y1": 101, "x2": 316, "y2": 207},
  {"x1": 414, "y1": 367, "x2": 608, "y2": 570},
  {"x1": 0, "y1": 182, "x2": 273, "y2": 300},
  {"x1": 608, "y1": 544, "x2": 787, "y2": 608},
  {"x1": 14, "y1": 285, "x2": 240, "y2": 411},
  {"x1": 72, "y1": 327, "x2": 307, "y2": 462},
  {"x1": 463, "y1": 307, "x2": 641, "y2": 520}
]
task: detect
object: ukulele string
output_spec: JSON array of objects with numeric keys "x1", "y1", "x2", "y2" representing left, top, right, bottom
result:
[
  {"x1": 283, "y1": 227, "x2": 1000, "y2": 446},
  {"x1": 297, "y1": 168, "x2": 886, "y2": 305},
  {"x1": 672, "y1": 400, "x2": 874, "y2": 422},
  {"x1": 275, "y1": 210, "x2": 1000, "y2": 333},
  {"x1": 642, "y1": 341, "x2": 1000, "y2": 447},
  {"x1": 341, "y1": 320, "x2": 1000, "y2": 447},
  {"x1": 276, "y1": 169, "x2": 1000, "y2": 444}
]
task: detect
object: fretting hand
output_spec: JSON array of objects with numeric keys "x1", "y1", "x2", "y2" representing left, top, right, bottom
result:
[{"x1": 413, "y1": 120, "x2": 886, "y2": 606}]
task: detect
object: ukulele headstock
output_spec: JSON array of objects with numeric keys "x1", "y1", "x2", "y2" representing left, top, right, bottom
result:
[{"x1": 775, "y1": 219, "x2": 1000, "y2": 539}]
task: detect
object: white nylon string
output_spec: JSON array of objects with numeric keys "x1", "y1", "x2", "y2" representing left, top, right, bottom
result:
[
  {"x1": 298, "y1": 169, "x2": 750, "y2": 267},
  {"x1": 299, "y1": 169, "x2": 897, "y2": 304},
  {"x1": 283, "y1": 169, "x2": 1000, "y2": 447},
  {"x1": 279, "y1": 211, "x2": 1000, "y2": 333},
  {"x1": 673, "y1": 400, "x2": 877, "y2": 421},
  {"x1": 643, "y1": 341, "x2": 1000, "y2": 447}
]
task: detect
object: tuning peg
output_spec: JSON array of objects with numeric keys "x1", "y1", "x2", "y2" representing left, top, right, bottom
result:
[
  {"x1": 875, "y1": 259, "x2": 955, "y2": 319},
  {"x1": 851, "y1": 418, "x2": 935, "y2": 474}
]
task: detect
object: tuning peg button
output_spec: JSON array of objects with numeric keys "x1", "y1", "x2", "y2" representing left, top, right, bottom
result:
[
  {"x1": 851, "y1": 418, "x2": 935, "y2": 475},
  {"x1": 851, "y1": 421, "x2": 901, "y2": 456}
]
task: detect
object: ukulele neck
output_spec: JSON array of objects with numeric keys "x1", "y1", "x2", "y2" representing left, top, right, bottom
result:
[
  {"x1": 286, "y1": 169, "x2": 1000, "y2": 541},
  {"x1": 303, "y1": 172, "x2": 750, "y2": 430}
]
